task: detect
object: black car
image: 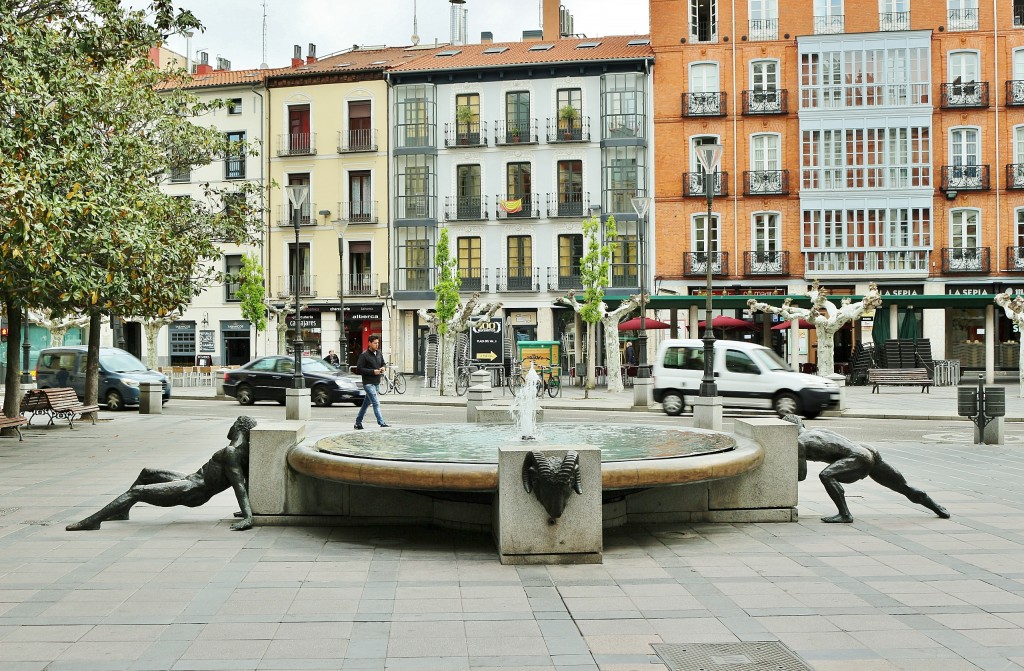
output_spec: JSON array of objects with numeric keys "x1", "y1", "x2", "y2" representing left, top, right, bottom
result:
[{"x1": 224, "y1": 356, "x2": 365, "y2": 407}]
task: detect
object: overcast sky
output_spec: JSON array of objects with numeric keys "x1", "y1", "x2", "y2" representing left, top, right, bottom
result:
[{"x1": 127, "y1": 0, "x2": 650, "y2": 70}]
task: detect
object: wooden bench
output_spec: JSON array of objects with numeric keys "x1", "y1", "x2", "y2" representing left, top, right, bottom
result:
[
  {"x1": 0, "y1": 413, "x2": 27, "y2": 441},
  {"x1": 20, "y1": 388, "x2": 99, "y2": 428},
  {"x1": 868, "y1": 368, "x2": 933, "y2": 394}
]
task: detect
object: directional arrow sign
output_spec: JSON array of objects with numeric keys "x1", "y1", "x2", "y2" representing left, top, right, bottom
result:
[
  {"x1": 477, "y1": 351, "x2": 498, "y2": 361},
  {"x1": 469, "y1": 317, "x2": 503, "y2": 364}
]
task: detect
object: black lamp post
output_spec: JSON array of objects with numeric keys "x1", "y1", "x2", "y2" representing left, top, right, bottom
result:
[
  {"x1": 287, "y1": 185, "x2": 308, "y2": 389},
  {"x1": 630, "y1": 196, "x2": 652, "y2": 378},
  {"x1": 695, "y1": 143, "x2": 724, "y2": 398},
  {"x1": 332, "y1": 215, "x2": 349, "y2": 367},
  {"x1": 20, "y1": 308, "x2": 32, "y2": 385}
]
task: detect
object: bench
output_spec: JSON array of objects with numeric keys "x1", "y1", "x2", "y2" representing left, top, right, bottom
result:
[
  {"x1": 20, "y1": 388, "x2": 99, "y2": 428},
  {"x1": 0, "y1": 413, "x2": 27, "y2": 441},
  {"x1": 868, "y1": 368, "x2": 933, "y2": 394}
]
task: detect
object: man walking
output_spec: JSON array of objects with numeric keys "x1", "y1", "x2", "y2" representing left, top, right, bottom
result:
[{"x1": 354, "y1": 334, "x2": 390, "y2": 430}]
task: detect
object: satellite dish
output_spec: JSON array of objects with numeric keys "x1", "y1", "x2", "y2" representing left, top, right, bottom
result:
[{"x1": 411, "y1": 33, "x2": 420, "y2": 45}]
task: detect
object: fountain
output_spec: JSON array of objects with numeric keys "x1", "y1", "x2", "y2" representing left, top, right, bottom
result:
[{"x1": 509, "y1": 366, "x2": 541, "y2": 440}]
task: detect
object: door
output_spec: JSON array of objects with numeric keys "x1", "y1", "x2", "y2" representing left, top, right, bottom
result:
[
  {"x1": 506, "y1": 162, "x2": 531, "y2": 216},
  {"x1": 508, "y1": 235, "x2": 532, "y2": 290},
  {"x1": 288, "y1": 105, "x2": 310, "y2": 153},
  {"x1": 456, "y1": 164, "x2": 481, "y2": 218},
  {"x1": 349, "y1": 171, "x2": 372, "y2": 222},
  {"x1": 557, "y1": 160, "x2": 583, "y2": 216},
  {"x1": 750, "y1": 60, "x2": 779, "y2": 110},
  {"x1": 751, "y1": 134, "x2": 781, "y2": 192},
  {"x1": 348, "y1": 100, "x2": 371, "y2": 149},
  {"x1": 948, "y1": 52, "x2": 980, "y2": 103},
  {"x1": 690, "y1": 135, "x2": 720, "y2": 195},
  {"x1": 715, "y1": 347, "x2": 770, "y2": 408},
  {"x1": 951, "y1": 209, "x2": 981, "y2": 270},
  {"x1": 689, "y1": 63, "x2": 720, "y2": 114},
  {"x1": 69, "y1": 353, "x2": 86, "y2": 399},
  {"x1": 505, "y1": 91, "x2": 530, "y2": 142},
  {"x1": 950, "y1": 128, "x2": 980, "y2": 187}
]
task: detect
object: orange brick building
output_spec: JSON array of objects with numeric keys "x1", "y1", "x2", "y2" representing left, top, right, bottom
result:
[{"x1": 649, "y1": 0, "x2": 1024, "y2": 370}]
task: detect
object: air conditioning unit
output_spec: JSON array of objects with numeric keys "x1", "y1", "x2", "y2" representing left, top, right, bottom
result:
[{"x1": 379, "y1": 282, "x2": 390, "y2": 297}]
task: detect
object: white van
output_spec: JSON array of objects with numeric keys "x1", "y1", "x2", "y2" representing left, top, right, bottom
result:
[{"x1": 652, "y1": 339, "x2": 840, "y2": 419}]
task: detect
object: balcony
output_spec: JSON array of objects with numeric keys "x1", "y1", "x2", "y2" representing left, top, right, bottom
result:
[
  {"x1": 681, "y1": 92, "x2": 726, "y2": 117},
  {"x1": 813, "y1": 14, "x2": 844, "y2": 34},
  {"x1": 494, "y1": 119, "x2": 538, "y2": 145},
  {"x1": 444, "y1": 122, "x2": 488, "y2": 148},
  {"x1": 547, "y1": 268, "x2": 582, "y2": 292},
  {"x1": 604, "y1": 114, "x2": 643, "y2": 139},
  {"x1": 682, "y1": 171, "x2": 728, "y2": 198},
  {"x1": 743, "y1": 170, "x2": 789, "y2": 196},
  {"x1": 1007, "y1": 164, "x2": 1024, "y2": 190},
  {"x1": 546, "y1": 117, "x2": 591, "y2": 143},
  {"x1": 748, "y1": 18, "x2": 778, "y2": 40},
  {"x1": 683, "y1": 252, "x2": 729, "y2": 277},
  {"x1": 340, "y1": 272, "x2": 378, "y2": 296},
  {"x1": 879, "y1": 11, "x2": 910, "y2": 31},
  {"x1": 940, "y1": 82, "x2": 990, "y2": 108},
  {"x1": 1008, "y1": 248, "x2": 1024, "y2": 272},
  {"x1": 496, "y1": 268, "x2": 539, "y2": 292},
  {"x1": 742, "y1": 89, "x2": 787, "y2": 115},
  {"x1": 337, "y1": 200, "x2": 378, "y2": 224},
  {"x1": 394, "y1": 195, "x2": 434, "y2": 221},
  {"x1": 547, "y1": 192, "x2": 588, "y2": 218},
  {"x1": 744, "y1": 251, "x2": 789, "y2": 276},
  {"x1": 444, "y1": 195, "x2": 488, "y2": 221},
  {"x1": 941, "y1": 165, "x2": 990, "y2": 192},
  {"x1": 1007, "y1": 80, "x2": 1024, "y2": 106},
  {"x1": 224, "y1": 156, "x2": 245, "y2": 180},
  {"x1": 337, "y1": 129, "x2": 378, "y2": 153},
  {"x1": 276, "y1": 275, "x2": 317, "y2": 297},
  {"x1": 942, "y1": 247, "x2": 990, "y2": 273},
  {"x1": 805, "y1": 250, "x2": 930, "y2": 274},
  {"x1": 495, "y1": 194, "x2": 540, "y2": 219},
  {"x1": 947, "y1": 8, "x2": 979, "y2": 31},
  {"x1": 458, "y1": 267, "x2": 487, "y2": 293},
  {"x1": 277, "y1": 132, "x2": 316, "y2": 157},
  {"x1": 276, "y1": 204, "x2": 317, "y2": 227}
]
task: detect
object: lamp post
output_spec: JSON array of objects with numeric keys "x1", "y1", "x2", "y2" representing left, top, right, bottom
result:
[
  {"x1": 630, "y1": 196, "x2": 652, "y2": 379},
  {"x1": 332, "y1": 215, "x2": 349, "y2": 367},
  {"x1": 694, "y1": 143, "x2": 724, "y2": 398},
  {"x1": 20, "y1": 308, "x2": 32, "y2": 385},
  {"x1": 286, "y1": 184, "x2": 309, "y2": 389}
]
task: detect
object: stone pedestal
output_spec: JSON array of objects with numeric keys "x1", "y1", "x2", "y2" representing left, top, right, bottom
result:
[
  {"x1": 975, "y1": 416, "x2": 1004, "y2": 445},
  {"x1": 249, "y1": 422, "x2": 307, "y2": 515},
  {"x1": 285, "y1": 388, "x2": 311, "y2": 421},
  {"x1": 466, "y1": 370, "x2": 493, "y2": 423},
  {"x1": 494, "y1": 445, "x2": 602, "y2": 564},
  {"x1": 215, "y1": 369, "x2": 229, "y2": 397},
  {"x1": 708, "y1": 418, "x2": 798, "y2": 521},
  {"x1": 138, "y1": 381, "x2": 163, "y2": 414},
  {"x1": 824, "y1": 374, "x2": 846, "y2": 416},
  {"x1": 632, "y1": 376, "x2": 652, "y2": 409},
  {"x1": 692, "y1": 396, "x2": 723, "y2": 431}
]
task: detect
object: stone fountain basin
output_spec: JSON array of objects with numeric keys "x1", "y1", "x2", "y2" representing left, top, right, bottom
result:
[{"x1": 288, "y1": 423, "x2": 763, "y2": 492}]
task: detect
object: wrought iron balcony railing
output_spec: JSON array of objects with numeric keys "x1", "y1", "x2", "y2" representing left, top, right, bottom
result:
[
  {"x1": 337, "y1": 200, "x2": 378, "y2": 224},
  {"x1": 748, "y1": 18, "x2": 778, "y2": 40},
  {"x1": 683, "y1": 252, "x2": 729, "y2": 277},
  {"x1": 742, "y1": 89, "x2": 787, "y2": 115},
  {"x1": 804, "y1": 250, "x2": 930, "y2": 274},
  {"x1": 337, "y1": 128, "x2": 378, "y2": 153},
  {"x1": 681, "y1": 92, "x2": 726, "y2": 117},
  {"x1": 940, "y1": 82, "x2": 990, "y2": 108},
  {"x1": 947, "y1": 8, "x2": 979, "y2": 31},
  {"x1": 879, "y1": 11, "x2": 910, "y2": 31},
  {"x1": 276, "y1": 204, "x2": 317, "y2": 227},
  {"x1": 494, "y1": 119, "x2": 539, "y2": 145},
  {"x1": 744, "y1": 251, "x2": 789, "y2": 276},
  {"x1": 458, "y1": 267, "x2": 487, "y2": 293},
  {"x1": 340, "y1": 272, "x2": 378, "y2": 296},
  {"x1": 496, "y1": 268, "x2": 539, "y2": 292},
  {"x1": 1007, "y1": 164, "x2": 1024, "y2": 190},
  {"x1": 277, "y1": 132, "x2": 316, "y2": 156},
  {"x1": 444, "y1": 122, "x2": 488, "y2": 148},
  {"x1": 495, "y1": 194, "x2": 540, "y2": 219},
  {"x1": 546, "y1": 116, "x2": 591, "y2": 143},
  {"x1": 1007, "y1": 80, "x2": 1024, "y2": 106},
  {"x1": 276, "y1": 275, "x2": 317, "y2": 297},
  {"x1": 548, "y1": 268, "x2": 582, "y2": 292},
  {"x1": 942, "y1": 247, "x2": 990, "y2": 273},
  {"x1": 682, "y1": 171, "x2": 728, "y2": 197},
  {"x1": 224, "y1": 156, "x2": 245, "y2": 180},
  {"x1": 444, "y1": 195, "x2": 488, "y2": 221},
  {"x1": 743, "y1": 170, "x2": 789, "y2": 196},
  {"x1": 813, "y1": 14, "x2": 844, "y2": 34},
  {"x1": 1008, "y1": 248, "x2": 1024, "y2": 272},
  {"x1": 941, "y1": 165, "x2": 990, "y2": 191},
  {"x1": 546, "y1": 192, "x2": 588, "y2": 218}
]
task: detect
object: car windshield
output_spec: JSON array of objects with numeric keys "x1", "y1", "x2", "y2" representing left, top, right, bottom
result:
[
  {"x1": 103, "y1": 352, "x2": 149, "y2": 373},
  {"x1": 300, "y1": 358, "x2": 340, "y2": 373},
  {"x1": 752, "y1": 348, "x2": 792, "y2": 372}
]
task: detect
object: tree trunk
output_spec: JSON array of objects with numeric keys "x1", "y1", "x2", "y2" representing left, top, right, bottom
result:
[
  {"x1": 438, "y1": 332, "x2": 457, "y2": 396},
  {"x1": 816, "y1": 324, "x2": 837, "y2": 378},
  {"x1": 602, "y1": 317, "x2": 624, "y2": 393},
  {"x1": 585, "y1": 324, "x2": 596, "y2": 397},
  {"x1": 144, "y1": 322, "x2": 161, "y2": 369},
  {"x1": 2, "y1": 303, "x2": 22, "y2": 431},
  {"x1": 49, "y1": 325, "x2": 68, "y2": 347},
  {"x1": 277, "y1": 320, "x2": 288, "y2": 355},
  {"x1": 84, "y1": 313, "x2": 102, "y2": 413}
]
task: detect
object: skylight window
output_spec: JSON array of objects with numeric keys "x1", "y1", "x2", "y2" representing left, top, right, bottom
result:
[
  {"x1": 333, "y1": 63, "x2": 352, "y2": 68},
  {"x1": 627, "y1": 39, "x2": 651, "y2": 46},
  {"x1": 483, "y1": 46, "x2": 509, "y2": 54},
  {"x1": 435, "y1": 50, "x2": 462, "y2": 57},
  {"x1": 577, "y1": 42, "x2": 601, "y2": 48},
  {"x1": 528, "y1": 44, "x2": 554, "y2": 51},
  {"x1": 370, "y1": 60, "x2": 387, "y2": 65}
]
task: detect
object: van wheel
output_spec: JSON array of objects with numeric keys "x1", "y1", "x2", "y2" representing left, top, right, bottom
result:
[
  {"x1": 773, "y1": 392, "x2": 800, "y2": 417},
  {"x1": 105, "y1": 390, "x2": 124, "y2": 411},
  {"x1": 662, "y1": 392, "x2": 685, "y2": 416}
]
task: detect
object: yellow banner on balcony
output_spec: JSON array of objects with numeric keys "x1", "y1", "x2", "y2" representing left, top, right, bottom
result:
[{"x1": 499, "y1": 198, "x2": 522, "y2": 214}]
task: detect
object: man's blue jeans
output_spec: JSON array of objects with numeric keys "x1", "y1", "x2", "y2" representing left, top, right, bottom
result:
[{"x1": 356, "y1": 383, "x2": 385, "y2": 426}]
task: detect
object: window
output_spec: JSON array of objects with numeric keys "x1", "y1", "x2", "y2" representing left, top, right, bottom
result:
[
  {"x1": 725, "y1": 350, "x2": 760, "y2": 375},
  {"x1": 751, "y1": 60, "x2": 778, "y2": 92},
  {"x1": 949, "y1": 51, "x2": 979, "y2": 84},
  {"x1": 227, "y1": 98, "x2": 242, "y2": 115},
  {"x1": 349, "y1": 171, "x2": 372, "y2": 222},
  {"x1": 169, "y1": 160, "x2": 190, "y2": 183},
  {"x1": 457, "y1": 236, "x2": 482, "y2": 291},
  {"x1": 456, "y1": 164, "x2": 481, "y2": 219},
  {"x1": 169, "y1": 323, "x2": 196, "y2": 366},
  {"x1": 1016, "y1": 49, "x2": 1024, "y2": 79},
  {"x1": 689, "y1": 135, "x2": 722, "y2": 195},
  {"x1": 688, "y1": 63, "x2": 721, "y2": 115},
  {"x1": 507, "y1": 236, "x2": 533, "y2": 290},
  {"x1": 225, "y1": 254, "x2": 243, "y2": 301},
  {"x1": 287, "y1": 242, "x2": 311, "y2": 295},
  {"x1": 948, "y1": 0, "x2": 978, "y2": 31},
  {"x1": 556, "y1": 88, "x2": 583, "y2": 136},
  {"x1": 879, "y1": 0, "x2": 909, "y2": 30},
  {"x1": 1013, "y1": 126, "x2": 1024, "y2": 189},
  {"x1": 610, "y1": 219, "x2": 638, "y2": 288},
  {"x1": 950, "y1": 127, "x2": 981, "y2": 188},
  {"x1": 223, "y1": 192, "x2": 245, "y2": 219},
  {"x1": 751, "y1": 133, "x2": 780, "y2": 172},
  {"x1": 396, "y1": 227, "x2": 432, "y2": 291},
  {"x1": 505, "y1": 91, "x2": 530, "y2": 141},
  {"x1": 664, "y1": 346, "x2": 704, "y2": 371},
  {"x1": 286, "y1": 174, "x2": 311, "y2": 226},
  {"x1": 749, "y1": 0, "x2": 778, "y2": 40},
  {"x1": 395, "y1": 84, "x2": 434, "y2": 148},
  {"x1": 506, "y1": 162, "x2": 532, "y2": 215},
  {"x1": 602, "y1": 73, "x2": 645, "y2": 138},
  {"x1": 1017, "y1": 208, "x2": 1024, "y2": 249},
  {"x1": 287, "y1": 104, "x2": 311, "y2": 153},
  {"x1": 690, "y1": 0, "x2": 718, "y2": 42},
  {"x1": 604, "y1": 145, "x2": 641, "y2": 214},
  {"x1": 396, "y1": 154, "x2": 435, "y2": 219},
  {"x1": 692, "y1": 214, "x2": 723, "y2": 273},
  {"x1": 557, "y1": 160, "x2": 583, "y2": 217},
  {"x1": 347, "y1": 100, "x2": 372, "y2": 150},
  {"x1": 814, "y1": 0, "x2": 844, "y2": 34},
  {"x1": 753, "y1": 213, "x2": 781, "y2": 253},
  {"x1": 802, "y1": 206, "x2": 931, "y2": 272},
  {"x1": 1016, "y1": 0, "x2": 1024, "y2": 26},
  {"x1": 455, "y1": 92, "x2": 480, "y2": 142},
  {"x1": 950, "y1": 210, "x2": 981, "y2": 269},
  {"x1": 225, "y1": 131, "x2": 245, "y2": 179},
  {"x1": 558, "y1": 234, "x2": 584, "y2": 289}
]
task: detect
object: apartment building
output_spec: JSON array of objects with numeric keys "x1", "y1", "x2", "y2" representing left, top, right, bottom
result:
[{"x1": 650, "y1": 0, "x2": 1024, "y2": 370}]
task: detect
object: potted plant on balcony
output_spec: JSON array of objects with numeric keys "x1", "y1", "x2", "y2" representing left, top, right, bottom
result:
[
  {"x1": 455, "y1": 105, "x2": 474, "y2": 145},
  {"x1": 558, "y1": 104, "x2": 580, "y2": 140},
  {"x1": 507, "y1": 121, "x2": 521, "y2": 143}
]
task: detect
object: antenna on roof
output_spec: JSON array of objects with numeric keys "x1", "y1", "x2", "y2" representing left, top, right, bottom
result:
[
  {"x1": 410, "y1": 0, "x2": 420, "y2": 45},
  {"x1": 260, "y1": 0, "x2": 269, "y2": 69}
]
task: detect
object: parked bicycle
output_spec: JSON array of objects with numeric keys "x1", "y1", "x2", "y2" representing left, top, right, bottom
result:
[
  {"x1": 378, "y1": 362, "x2": 407, "y2": 395},
  {"x1": 505, "y1": 361, "x2": 561, "y2": 398}
]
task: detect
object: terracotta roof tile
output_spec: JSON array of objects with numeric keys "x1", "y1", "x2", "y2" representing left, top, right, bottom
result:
[
  {"x1": 268, "y1": 45, "x2": 428, "y2": 79},
  {"x1": 157, "y1": 67, "x2": 287, "y2": 90}
]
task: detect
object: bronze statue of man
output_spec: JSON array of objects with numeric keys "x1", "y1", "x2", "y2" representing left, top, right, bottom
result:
[
  {"x1": 782, "y1": 415, "x2": 949, "y2": 523},
  {"x1": 67, "y1": 416, "x2": 257, "y2": 532}
]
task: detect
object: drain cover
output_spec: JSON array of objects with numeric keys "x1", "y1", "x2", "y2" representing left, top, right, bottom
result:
[{"x1": 653, "y1": 642, "x2": 814, "y2": 671}]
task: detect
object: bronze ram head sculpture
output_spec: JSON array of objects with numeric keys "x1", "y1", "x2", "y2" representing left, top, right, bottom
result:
[{"x1": 522, "y1": 451, "x2": 583, "y2": 522}]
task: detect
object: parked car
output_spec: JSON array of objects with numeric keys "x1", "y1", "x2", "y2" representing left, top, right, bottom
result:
[
  {"x1": 35, "y1": 346, "x2": 171, "y2": 410},
  {"x1": 652, "y1": 339, "x2": 840, "y2": 419},
  {"x1": 224, "y1": 355, "x2": 365, "y2": 407}
]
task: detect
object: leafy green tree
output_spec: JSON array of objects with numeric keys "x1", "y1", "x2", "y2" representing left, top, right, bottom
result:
[
  {"x1": 237, "y1": 253, "x2": 268, "y2": 357},
  {"x1": 432, "y1": 227, "x2": 461, "y2": 395}
]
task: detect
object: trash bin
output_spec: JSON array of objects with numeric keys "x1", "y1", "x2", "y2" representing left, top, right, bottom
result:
[
  {"x1": 957, "y1": 387, "x2": 978, "y2": 417},
  {"x1": 985, "y1": 386, "x2": 1006, "y2": 418}
]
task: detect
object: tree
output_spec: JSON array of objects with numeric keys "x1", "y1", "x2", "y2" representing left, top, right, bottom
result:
[
  {"x1": 28, "y1": 309, "x2": 91, "y2": 347},
  {"x1": 417, "y1": 294, "x2": 501, "y2": 397},
  {"x1": 995, "y1": 293, "x2": 1024, "y2": 395},
  {"x1": 431, "y1": 227, "x2": 462, "y2": 395},
  {"x1": 747, "y1": 281, "x2": 882, "y2": 377},
  {"x1": 556, "y1": 291, "x2": 644, "y2": 393},
  {"x1": 125, "y1": 311, "x2": 181, "y2": 370},
  {"x1": 237, "y1": 253, "x2": 268, "y2": 358}
]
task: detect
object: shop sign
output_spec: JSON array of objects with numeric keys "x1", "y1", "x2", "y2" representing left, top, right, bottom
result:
[
  {"x1": 689, "y1": 287, "x2": 786, "y2": 296},
  {"x1": 508, "y1": 311, "x2": 537, "y2": 325},
  {"x1": 878, "y1": 284, "x2": 923, "y2": 296},
  {"x1": 311, "y1": 304, "x2": 383, "y2": 320},
  {"x1": 946, "y1": 284, "x2": 991, "y2": 296},
  {"x1": 169, "y1": 321, "x2": 195, "y2": 332},
  {"x1": 199, "y1": 330, "x2": 216, "y2": 352},
  {"x1": 285, "y1": 311, "x2": 321, "y2": 329},
  {"x1": 470, "y1": 317, "x2": 503, "y2": 363},
  {"x1": 220, "y1": 320, "x2": 250, "y2": 332}
]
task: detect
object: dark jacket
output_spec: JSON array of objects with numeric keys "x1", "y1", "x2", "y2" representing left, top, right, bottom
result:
[
  {"x1": 625, "y1": 345, "x2": 638, "y2": 366},
  {"x1": 355, "y1": 348, "x2": 385, "y2": 385}
]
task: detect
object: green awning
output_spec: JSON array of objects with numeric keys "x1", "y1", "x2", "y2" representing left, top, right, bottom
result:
[{"x1": 602, "y1": 294, "x2": 1004, "y2": 309}]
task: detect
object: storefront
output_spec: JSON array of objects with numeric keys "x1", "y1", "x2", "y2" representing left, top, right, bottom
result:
[
  {"x1": 168, "y1": 321, "x2": 196, "y2": 366},
  {"x1": 312, "y1": 303, "x2": 384, "y2": 367},
  {"x1": 220, "y1": 320, "x2": 251, "y2": 366},
  {"x1": 284, "y1": 310, "x2": 321, "y2": 358}
]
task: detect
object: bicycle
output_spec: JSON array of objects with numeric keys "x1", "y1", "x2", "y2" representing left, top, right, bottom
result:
[
  {"x1": 378, "y1": 363, "x2": 407, "y2": 395},
  {"x1": 538, "y1": 365, "x2": 562, "y2": 398},
  {"x1": 455, "y1": 363, "x2": 474, "y2": 396}
]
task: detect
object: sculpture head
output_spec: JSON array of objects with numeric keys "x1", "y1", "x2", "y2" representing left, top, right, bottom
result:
[
  {"x1": 227, "y1": 415, "x2": 258, "y2": 447},
  {"x1": 521, "y1": 451, "x2": 583, "y2": 521},
  {"x1": 781, "y1": 414, "x2": 803, "y2": 431}
]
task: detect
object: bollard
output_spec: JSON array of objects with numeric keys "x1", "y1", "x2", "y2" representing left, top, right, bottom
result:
[
  {"x1": 215, "y1": 369, "x2": 229, "y2": 396},
  {"x1": 466, "y1": 369, "x2": 493, "y2": 423},
  {"x1": 139, "y1": 381, "x2": 163, "y2": 414}
]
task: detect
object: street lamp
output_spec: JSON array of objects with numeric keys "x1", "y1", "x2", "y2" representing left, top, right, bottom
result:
[
  {"x1": 630, "y1": 195, "x2": 652, "y2": 379},
  {"x1": 286, "y1": 184, "x2": 309, "y2": 389},
  {"x1": 20, "y1": 308, "x2": 32, "y2": 385},
  {"x1": 694, "y1": 143, "x2": 724, "y2": 398},
  {"x1": 332, "y1": 215, "x2": 349, "y2": 367}
]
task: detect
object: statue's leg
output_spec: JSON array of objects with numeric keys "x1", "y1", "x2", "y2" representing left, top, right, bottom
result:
[
  {"x1": 818, "y1": 457, "x2": 870, "y2": 523},
  {"x1": 66, "y1": 479, "x2": 208, "y2": 531},
  {"x1": 111, "y1": 469, "x2": 187, "y2": 520},
  {"x1": 66, "y1": 491, "x2": 138, "y2": 531},
  {"x1": 870, "y1": 456, "x2": 950, "y2": 519}
]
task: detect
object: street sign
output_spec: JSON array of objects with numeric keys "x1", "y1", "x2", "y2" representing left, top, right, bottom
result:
[{"x1": 470, "y1": 317, "x2": 503, "y2": 363}]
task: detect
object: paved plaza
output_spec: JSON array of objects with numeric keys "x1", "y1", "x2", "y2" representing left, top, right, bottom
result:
[{"x1": 0, "y1": 389, "x2": 1023, "y2": 670}]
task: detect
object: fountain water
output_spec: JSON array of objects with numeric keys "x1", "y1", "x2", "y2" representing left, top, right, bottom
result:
[{"x1": 509, "y1": 365, "x2": 541, "y2": 440}]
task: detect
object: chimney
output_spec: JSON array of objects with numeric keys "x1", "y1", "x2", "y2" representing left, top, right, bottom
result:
[
  {"x1": 216, "y1": 56, "x2": 231, "y2": 71},
  {"x1": 480, "y1": 31, "x2": 493, "y2": 44},
  {"x1": 542, "y1": 0, "x2": 560, "y2": 41},
  {"x1": 449, "y1": 0, "x2": 467, "y2": 46},
  {"x1": 291, "y1": 45, "x2": 303, "y2": 68},
  {"x1": 194, "y1": 50, "x2": 212, "y2": 75},
  {"x1": 306, "y1": 43, "x2": 317, "y2": 64}
]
